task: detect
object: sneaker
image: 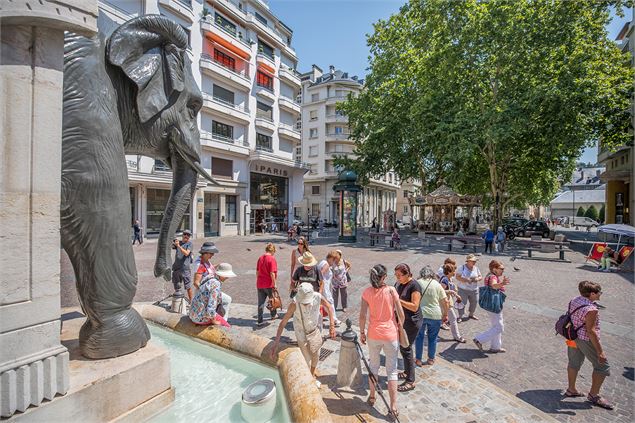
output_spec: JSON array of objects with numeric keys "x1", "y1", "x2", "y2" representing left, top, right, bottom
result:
[
  {"x1": 440, "y1": 323, "x2": 450, "y2": 331},
  {"x1": 315, "y1": 380, "x2": 322, "y2": 389}
]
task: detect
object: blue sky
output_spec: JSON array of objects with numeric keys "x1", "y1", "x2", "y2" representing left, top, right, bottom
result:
[{"x1": 268, "y1": 1, "x2": 632, "y2": 163}]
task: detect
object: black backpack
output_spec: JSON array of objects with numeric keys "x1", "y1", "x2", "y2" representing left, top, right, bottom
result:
[{"x1": 555, "y1": 301, "x2": 587, "y2": 340}]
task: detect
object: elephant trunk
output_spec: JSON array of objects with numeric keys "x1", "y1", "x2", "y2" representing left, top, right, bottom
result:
[{"x1": 154, "y1": 153, "x2": 198, "y2": 280}]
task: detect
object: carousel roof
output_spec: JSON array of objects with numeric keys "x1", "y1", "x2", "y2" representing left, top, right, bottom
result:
[{"x1": 410, "y1": 184, "x2": 481, "y2": 206}]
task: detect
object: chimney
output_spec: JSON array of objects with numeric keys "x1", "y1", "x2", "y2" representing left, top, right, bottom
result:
[{"x1": 329, "y1": 65, "x2": 335, "y2": 74}]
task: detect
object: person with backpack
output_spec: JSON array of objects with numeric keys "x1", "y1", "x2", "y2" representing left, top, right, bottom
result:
[
  {"x1": 473, "y1": 260, "x2": 509, "y2": 353},
  {"x1": 562, "y1": 281, "x2": 613, "y2": 410},
  {"x1": 495, "y1": 226, "x2": 506, "y2": 253}
]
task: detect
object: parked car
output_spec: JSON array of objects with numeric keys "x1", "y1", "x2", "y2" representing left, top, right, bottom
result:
[
  {"x1": 570, "y1": 216, "x2": 600, "y2": 228},
  {"x1": 502, "y1": 217, "x2": 529, "y2": 228},
  {"x1": 514, "y1": 221, "x2": 550, "y2": 238},
  {"x1": 395, "y1": 219, "x2": 411, "y2": 230}
]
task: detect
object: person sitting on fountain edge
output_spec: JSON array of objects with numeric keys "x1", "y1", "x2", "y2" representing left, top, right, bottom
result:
[{"x1": 189, "y1": 263, "x2": 236, "y2": 327}]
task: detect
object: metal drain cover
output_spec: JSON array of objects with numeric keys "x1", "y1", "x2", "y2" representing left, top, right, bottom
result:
[{"x1": 319, "y1": 348, "x2": 334, "y2": 361}]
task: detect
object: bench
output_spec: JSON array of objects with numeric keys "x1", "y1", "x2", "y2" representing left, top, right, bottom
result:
[
  {"x1": 443, "y1": 236, "x2": 483, "y2": 252},
  {"x1": 369, "y1": 232, "x2": 387, "y2": 247},
  {"x1": 516, "y1": 240, "x2": 571, "y2": 261}
]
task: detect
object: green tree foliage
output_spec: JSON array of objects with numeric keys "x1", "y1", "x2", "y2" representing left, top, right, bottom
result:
[
  {"x1": 599, "y1": 204, "x2": 606, "y2": 222},
  {"x1": 585, "y1": 205, "x2": 599, "y2": 221},
  {"x1": 577, "y1": 206, "x2": 586, "y2": 217},
  {"x1": 340, "y1": 0, "x2": 633, "y2": 226}
]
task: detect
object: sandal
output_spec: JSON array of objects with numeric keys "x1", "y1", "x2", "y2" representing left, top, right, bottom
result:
[
  {"x1": 397, "y1": 371, "x2": 408, "y2": 380},
  {"x1": 415, "y1": 359, "x2": 423, "y2": 367},
  {"x1": 367, "y1": 395, "x2": 376, "y2": 406},
  {"x1": 390, "y1": 408, "x2": 399, "y2": 419},
  {"x1": 469, "y1": 315, "x2": 479, "y2": 320},
  {"x1": 587, "y1": 394, "x2": 614, "y2": 410},
  {"x1": 473, "y1": 338, "x2": 483, "y2": 352},
  {"x1": 488, "y1": 348, "x2": 507, "y2": 353},
  {"x1": 564, "y1": 389, "x2": 584, "y2": 398},
  {"x1": 455, "y1": 337, "x2": 467, "y2": 343},
  {"x1": 426, "y1": 358, "x2": 435, "y2": 366},
  {"x1": 397, "y1": 381, "x2": 415, "y2": 392}
]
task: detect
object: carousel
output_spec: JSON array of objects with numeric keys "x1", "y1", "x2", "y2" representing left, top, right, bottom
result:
[{"x1": 409, "y1": 184, "x2": 481, "y2": 233}]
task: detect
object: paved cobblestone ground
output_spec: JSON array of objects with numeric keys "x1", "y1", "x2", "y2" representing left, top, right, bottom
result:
[{"x1": 61, "y1": 228, "x2": 634, "y2": 422}]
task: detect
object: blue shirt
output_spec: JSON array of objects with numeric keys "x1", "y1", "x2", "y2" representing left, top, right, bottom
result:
[{"x1": 483, "y1": 230, "x2": 494, "y2": 242}]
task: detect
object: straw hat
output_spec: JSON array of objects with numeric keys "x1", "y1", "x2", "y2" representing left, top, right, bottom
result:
[
  {"x1": 215, "y1": 263, "x2": 237, "y2": 278},
  {"x1": 296, "y1": 283, "x2": 316, "y2": 304},
  {"x1": 466, "y1": 254, "x2": 478, "y2": 262},
  {"x1": 297, "y1": 251, "x2": 317, "y2": 267}
]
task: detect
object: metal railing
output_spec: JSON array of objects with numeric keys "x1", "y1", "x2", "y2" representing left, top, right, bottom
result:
[
  {"x1": 326, "y1": 133, "x2": 351, "y2": 140},
  {"x1": 279, "y1": 122, "x2": 300, "y2": 134},
  {"x1": 279, "y1": 95, "x2": 301, "y2": 106},
  {"x1": 201, "y1": 53, "x2": 250, "y2": 79},
  {"x1": 203, "y1": 18, "x2": 252, "y2": 49},
  {"x1": 255, "y1": 113, "x2": 274, "y2": 123},
  {"x1": 256, "y1": 82, "x2": 274, "y2": 93},
  {"x1": 211, "y1": 132, "x2": 237, "y2": 144},
  {"x1": 256, "y1": 144, "x2": 273, "y2": 153},
  {"x1": 174, "y1": 0, "x2": 192, "y2": 7},
  {"x1": 203, "y1": 92, "x2": 249, "y2": 113},
  {"x1": 279, "y1": 65, "x2": 301, "y2": 80}
]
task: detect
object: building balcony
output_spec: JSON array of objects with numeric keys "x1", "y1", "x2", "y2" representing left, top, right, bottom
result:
[
  {"x1": 200, "y1": 18, "x2": 252, "y2": 59},
  {"x1": 325, "y1": 114, "x2": 348, "y2": 123},
  {"x1": 200, "y1": 130, "x2": 250, "y2": 155},
  {"x1": 246, "y1": 12, "x2": 285, "y2": 47},
  {"x1": 278, "y1": 123, "x2": 301, "y2": 142},
  {"x1": 200, "y1": 53, "x2": 251, "y2": 90},
  {"x1": 255, "y1": 116, "x2": 276, "y2": 132},
  {"x1": 201, "y1": 93, "x2": 250, "y2": 124},
  {"x1": 278, "y1": 96, "x2": 301, "y2": 114},
  {"x1": 255, "y1": 84, "x2": 276, "y2": 101},
  {"x1": 250, "y1": 148, "x2": 304, "y2": 170},
  {"x1": 158, "y1": 0, "x2": 195, "y2": 22},
  {"x1": 279, "y1": 66, "x2": 301, "y2": 88},
  {"x1": 325, "y1": 133, "x2": 352, "y2": 142},
  {"x1": 325, "y1": 95, "x2": 348, "y2": 106},
  {"x1": 208, "y1": 0, "x2": 247, "y2": 25}
]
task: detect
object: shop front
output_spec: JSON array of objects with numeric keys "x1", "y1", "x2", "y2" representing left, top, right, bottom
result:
[
  {"x1": 146, "y1": 188, "x2": 191, "y2": 236},
  {"x1": 249, "y1": 165, "x2": 289, "y2": 233}
]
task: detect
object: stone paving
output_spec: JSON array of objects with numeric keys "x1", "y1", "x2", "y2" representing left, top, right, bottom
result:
[{"x1": 60, "y1": 228, "x2": 635, "y2": 422}]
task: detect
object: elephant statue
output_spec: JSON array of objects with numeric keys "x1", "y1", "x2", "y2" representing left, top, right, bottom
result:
[{"x1": 62, "y1": 15, "x2": 216, "y2": 359}]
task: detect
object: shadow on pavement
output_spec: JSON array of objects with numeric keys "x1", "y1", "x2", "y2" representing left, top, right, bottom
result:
[
  {"x1": 623, "y1": 366, "x2": 634, "y2": 381},
  {"x1": 439, "y1": 343, "x2": 487, "y2": 363},
  {"x1": 516, "y1": 389, "x2": 592, "y2": 416}
]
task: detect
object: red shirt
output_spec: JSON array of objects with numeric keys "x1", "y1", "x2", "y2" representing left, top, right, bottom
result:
[{"x1": 256, "y1": 254, "x2": 277, "y2": 289}]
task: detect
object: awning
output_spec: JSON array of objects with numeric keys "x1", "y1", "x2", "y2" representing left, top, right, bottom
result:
[{"x1": 598, "y1": 224, "x2": 635, "y2": 238}]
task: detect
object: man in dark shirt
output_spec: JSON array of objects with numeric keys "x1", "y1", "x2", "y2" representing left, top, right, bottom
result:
[
  {"x1": 172, "y1": 229, "x2": 193, "y2": 300},
  {"x1": 291, "y1": 252, "x2": 322, "y2": 298},
  {"x1": 132, "y1": 219, "x2": 143, "y2": 245}
]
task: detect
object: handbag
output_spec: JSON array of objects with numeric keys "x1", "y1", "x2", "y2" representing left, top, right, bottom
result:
[
  {"x1": 298, "y1": 302, "x2": 322, "y2": 354},
  {"x1": 266, "y1": 288, "x2": 282, "y2": 312},
  {"x1": 344, "y1": 259, "x2": 352, "y2": 283},
  {"x1": 216, "y1": 295, "x2": 226, "y2": 317},
  {"x1": 478, "y1": 277, "x2": 506, "y2": 313}
]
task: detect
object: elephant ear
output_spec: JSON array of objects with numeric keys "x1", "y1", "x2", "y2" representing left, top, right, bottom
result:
[{"x1": 106, "y1": 15, "x2": 188, "y2": 123}]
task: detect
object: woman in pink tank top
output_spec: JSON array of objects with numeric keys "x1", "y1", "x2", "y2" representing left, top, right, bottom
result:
[{"x1": 360, "y1": 264, "x2": 405, "y2": 418}]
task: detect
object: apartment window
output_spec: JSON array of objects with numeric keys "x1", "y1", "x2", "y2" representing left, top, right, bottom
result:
[
  {"x1": 312, "y1": 185, "x2": 320, "y2": 195},
  {"x1": 226, "y1": 195, "x2": 237, "y2": 223},
  {"x1": 334, "y1": 126, "x2": 343, "y2": 134},
  {"x1": 213, "y1": 84, "x2": 235, "y2": 105},
  {"x1": 255, "y1": 12, "x2": 267, "y2": 25},
  {"x1": 308, "y1": 146, "x2": 318, "y2": 157},
  {"x1": 311, "y1": 204, "x2": 320, "y2": 216},
  {"x1": 181, "y1": 26, "x2": 191, "y2": 47},
  {"x1": 256, "y1": 133, "x2": 272, "y2": 151},
  {"x1": 309, "y1": 110, "x2": 317, "y2": 121},
  {"x1": 214, "y1": 49, "x2": 235, "y2": 70},
  {"x1": 256, "y1": 101, "x2": 273, "y2": 121},
  {"x1": 403, "y1": 205, "x2": 409, "y2": 214},
  {"x1": 335, "y1": 90, "x2": 345, "y2": 97},
  {"x1": 389, "y1": 174, "x2": 393, "y2": 183},
  {"x1": 256, "y1": 71, "x2": 273, "y2": 91},
  {"x1": 212, "y1": 157, "x2": 233, "y2": 178},
  {"x1": 309, "y1": 128, "x2": 318, "y2": 138},
  {"x1": 295, "y1": 146, "x2": 302, "y2": 162},
  {"x1": 311, "y1": 93, "x2": 319, "y2": 102},
  {"x1": 335, "y1": 109, "x2": 346, "y2": 116},
  {"x1": 212, "y1": 121, "x2": 233, "y2": 140},
  {"x1": 403, "y1": 190, "x2": 409, "y2": 198},
  {"x1": 258, "y1": 40, "x2": 274, "y2": 60},
  {"x1": 215, "y1": 13, "x2": 237, "y2": 36}
]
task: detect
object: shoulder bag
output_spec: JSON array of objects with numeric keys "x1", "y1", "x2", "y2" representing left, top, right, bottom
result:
[
  {"x1": 266, "y1": 288, "x2": 283, "y2": 313},
  {"x1": 391, "y1": 287, "x2": 411, "y2": 349},
  {"x1": 478, "y1": 275, "x2": 506, "y2": 314},
  {"x1": 298, "y1": 301, "x2": 323, "y2": 354}
]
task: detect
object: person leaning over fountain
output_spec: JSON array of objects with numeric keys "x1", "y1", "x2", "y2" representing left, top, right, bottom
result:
[
  {"x1": 271, "y1": 283, "x2": 336, "y2": 385},
  {"x1": 188, "y1": 263, "x2": 236, "y2": 327}
]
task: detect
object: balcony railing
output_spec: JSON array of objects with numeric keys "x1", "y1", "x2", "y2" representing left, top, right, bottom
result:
[
  {"x1": 211, "y1": 132, "x2": 237, "y2": 144},
  {"x1": 280, "y1": 95, "x2": 301, "y2": 105},
  {"x1": 279, "y1": 122, "x2": 300, "y2": 134},
  {"x1": 326, "y1": 133, "x2": 351, "y2": 140},
  {"x1": 256, "y1": 113, "x2": 273, "y2": 122},
  {"x1": 256, "y1": 144, "x2": 273, "y2": 153},
  {"x1": 256, "y1": 82, "x2": 274, "y2": 93},
  {"x1": 201, "y1": 53, "x2": 250, "y2": 79},
  {"x1": 176, "y1": 0, "x2": 191, "y2": 7},
  {"x1": 203, "y1": 17, "x2": 252, "y2": 49},
  {"x1": 203, "y1": 92, "x2": 249, "y2": 113}
]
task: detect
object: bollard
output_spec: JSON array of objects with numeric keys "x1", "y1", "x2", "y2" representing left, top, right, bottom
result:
[
  {"x1": 336, "y1": 319, "x2": 363, "y2": 389},
  {"x1": 170, "y1": 290, "x2": 186, "y2": 314}
]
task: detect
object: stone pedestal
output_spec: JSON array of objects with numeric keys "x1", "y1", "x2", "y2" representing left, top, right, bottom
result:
[
  {"x1": 336, "y1": 339, "x2": 363, "y2": 389},
  {"x1": 0, "y1": 1, "x2": 97, "y2": 417}
]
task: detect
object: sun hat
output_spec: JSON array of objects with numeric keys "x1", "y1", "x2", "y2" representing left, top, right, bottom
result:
[
  {"x1": 296, "y1": 282, "x2": 316, "y2": 304},
  {"x1": 215, "y1": 263, "x2": 237, "y2": 278},
  {"x1": 182, "y1": 229, "x2": 192, "y2": 236},
  {"x1": 466, "y1": 254, "x2": 478, "y2": 262},
  {"x1": 199, "y1": 241, "x2": 219, "y2": 255},
  {"x1": 297, "y1": 251, "x2": 317, "y2": 267}
]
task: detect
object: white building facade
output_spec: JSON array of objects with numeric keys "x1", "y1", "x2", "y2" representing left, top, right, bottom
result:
[
  {"x1": 300, "y1": 65, "x2": 398, "y2": 227},
  {"x1": 99, "y1": 0, "x2": 303, "y2": 238}
]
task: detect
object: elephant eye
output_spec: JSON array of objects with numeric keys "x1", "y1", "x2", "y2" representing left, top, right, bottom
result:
[{"x1": 187, "y1": 104, "x2": 198, "y2": 119}]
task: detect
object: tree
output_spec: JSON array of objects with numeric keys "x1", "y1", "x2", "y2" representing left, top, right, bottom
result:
[
  {"x1": 585, "y1": 205, "x2": 599, "y2": 221},
  {"x1": 599, "y1": 204, "x2": 606, "y2": 223},
  {"x1": 340, "y1": 0, "x2": 633, "y2": 228},
  {"x1": 577, "y1": 206, "x2": 586, "y2": 217}
]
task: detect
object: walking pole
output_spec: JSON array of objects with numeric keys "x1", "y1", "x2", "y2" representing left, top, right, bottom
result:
[{"x1": 354, "y1": 338, "x2": 400, "y2": 423}]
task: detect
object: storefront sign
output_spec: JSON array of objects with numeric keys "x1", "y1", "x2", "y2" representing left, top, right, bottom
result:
[{"x1": 251, "y1": 163, "x2": 288, "y2": 177}]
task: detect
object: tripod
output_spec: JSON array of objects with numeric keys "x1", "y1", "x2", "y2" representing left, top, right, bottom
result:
[{"x1": 354, "y1": 338, "x2": 400, "y2": 423}]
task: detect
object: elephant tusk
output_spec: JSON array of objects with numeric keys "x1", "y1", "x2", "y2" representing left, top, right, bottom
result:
[
  {"x1": 191, "y1": 161, "x2": 219, "y2": 185},
  {"x1": 166, "y1": 127, "x2": 220, "y2": 186}
]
